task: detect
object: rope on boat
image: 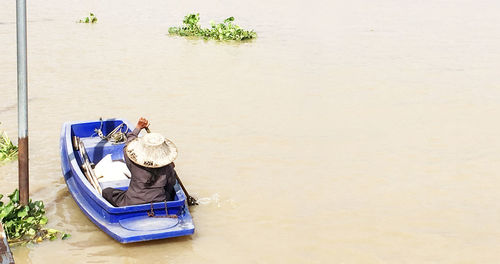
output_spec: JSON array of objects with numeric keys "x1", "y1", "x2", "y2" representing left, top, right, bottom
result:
[{"x1": 147, "y1": 201, "x2": 178, "y2": 218}]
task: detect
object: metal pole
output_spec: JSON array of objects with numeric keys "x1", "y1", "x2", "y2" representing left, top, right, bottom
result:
[{"x1": 16, "y1": 0, "x2": 29, "y2": 205}]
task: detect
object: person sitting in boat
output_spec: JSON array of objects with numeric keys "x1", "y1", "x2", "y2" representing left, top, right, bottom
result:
[{"x1": 102, "y1": 117, "x2": 179, "y2": 207}]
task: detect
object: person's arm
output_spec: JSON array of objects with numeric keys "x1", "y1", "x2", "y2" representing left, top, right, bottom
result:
[{"x1": 126, "y1": 117, "x2": 149, "y2": 143}]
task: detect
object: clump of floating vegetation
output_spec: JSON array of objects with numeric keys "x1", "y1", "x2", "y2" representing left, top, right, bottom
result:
[
  {"x1": 78, "y1": 12, "x2": 98, "y2": 24},
  {"x1": 0, "y1": 189, "x2": 70, "y2": 246},
  {"x1": 0, "y1": 124, "x2": 17, "y2": 162},
  {"x1": 168, "y1": 13, "x2": 257, "y2": 41}
]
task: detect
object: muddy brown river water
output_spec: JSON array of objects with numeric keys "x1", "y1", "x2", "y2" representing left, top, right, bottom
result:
[{"x1": 1, "y1": 0, "x2": 500, "y2": 263}]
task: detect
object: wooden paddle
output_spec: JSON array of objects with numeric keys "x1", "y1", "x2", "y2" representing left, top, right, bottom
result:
[
  {"x1": 144, "y1": 127, "x2": 198, "y2": 206},
  {"x1": 76, "y1": 137, "x2": 102, "y2": 195}
]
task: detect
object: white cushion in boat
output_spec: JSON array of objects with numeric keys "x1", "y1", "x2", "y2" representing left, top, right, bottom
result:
[{"x1": 94, "y1": 154, "x2": 131, "y2": 182}]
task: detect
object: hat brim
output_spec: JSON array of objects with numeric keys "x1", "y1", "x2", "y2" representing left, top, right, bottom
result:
[{"x1": 125, "y1": 137, "x2": 177, "y2": 168}]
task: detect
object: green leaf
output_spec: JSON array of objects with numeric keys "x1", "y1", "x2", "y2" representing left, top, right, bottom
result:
[
  {"x1": 62, "y1": 233, "x2": 71, "y2": 240},
  {"x1": 47, "y1": 228, "x2": 59, "y2": 235},
  {"x1": 0, "y1": 204, "x2": 14, "y2": 220},
  {"x1": 27, "y1": 228, "x2": 36, "y2": 236},
  {"x1": 8, "y1": 189, "x2": 19, "y2": 203},
  {"x1": 17, "y1": 206, "x2": 28, "y2": 218},
  {"x1": 35, "y1": 200, "x2": 44, "y2": 209},
  {"x1": 39, "y1": 216, "x2": 48, "y2": 225}
]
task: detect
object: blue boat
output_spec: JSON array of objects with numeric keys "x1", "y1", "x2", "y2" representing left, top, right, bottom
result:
[{"x1": 60, "y1": 118, "x2": 195, "y2": 243}]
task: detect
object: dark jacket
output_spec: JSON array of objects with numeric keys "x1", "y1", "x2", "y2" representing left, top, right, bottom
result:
[{"x1": 102, "y1": 128, "x2": 177, "y2": 207}]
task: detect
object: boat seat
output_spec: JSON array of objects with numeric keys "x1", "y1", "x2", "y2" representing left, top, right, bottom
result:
[
  {"x1": 79, "y1": 136, "x2": 125, "y2": 164},
  {"x1": 100, "y1": 179, "x2": 130, "y2": 190}
]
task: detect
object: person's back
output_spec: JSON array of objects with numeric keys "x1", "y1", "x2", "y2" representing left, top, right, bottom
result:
[{"x1": 102, "y1": 117, "x2": 178, "y2": 207}]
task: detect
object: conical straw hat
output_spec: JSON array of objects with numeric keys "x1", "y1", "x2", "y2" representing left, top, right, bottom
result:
[{"x1": 124, "y1": 132, "x2": 177, "y2": 168}]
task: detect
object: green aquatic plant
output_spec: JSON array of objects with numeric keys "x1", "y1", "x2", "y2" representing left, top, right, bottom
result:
[
  {"x1": 0, "y1": 189, "x2": 70, "y2": 246},
  {"x1": 78, "y1": 12, "x2": 98, "y2": 24},
  {"x1": 0, "y1": 126, "x2": 17, "y2": 162},
  {"x1": 168, "y1": 13, "x2": 257, "y2": 41}
]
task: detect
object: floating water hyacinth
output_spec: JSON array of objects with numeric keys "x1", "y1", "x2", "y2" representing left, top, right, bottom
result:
[
  {"x1": 168, "y1": 13, "x2": 257, "y2": 41},
  {"x1": 0, "y1": 128, "x2": 17, "y2": 162},
  {"x1": 78, "y1": 12, "x2": 98, "y2": 24},
  {"x1": 0, "y1": 189, "x2": 70, "y2": 246}
]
